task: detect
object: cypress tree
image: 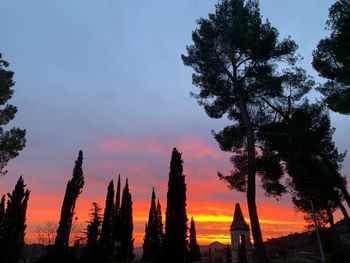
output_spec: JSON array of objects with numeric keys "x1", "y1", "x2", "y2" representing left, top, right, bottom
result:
[
  {"x1": 0, "y1": 176, "x2": 30, "y2": 263},
  {"x1": 99, "y1": 180, "x2": 115, "y2": 261},
  {"x1": 164, "y1": 148, "x2": 188, "y2": 262},
  {"x1": 142, "y1": 188, "x2": 163, "y2": 262},
  {"x1": 55, "y1": 150, "x2": 84, "y2": 254},
  {"x1": 0, "y1": 195, "x2": 5, "y2": 231},
  {"x1": 189, "y1": 217, "x2": 201, "y2": 262},
  {"x1": 119, "y1": 178, "x2": 134, "y2": 261},
  {"x1": 156, "y1": 199, "x2": 164, "y2": 247},
  {"x1": 82, "y1": 202, "x2": 102, "y2": 263},
  {"x1": 115, "y1": 174, "x2": 121, "y2": 212},
  {"x1": 112, "y1": 174, "x2": 122, "y2": 247}
]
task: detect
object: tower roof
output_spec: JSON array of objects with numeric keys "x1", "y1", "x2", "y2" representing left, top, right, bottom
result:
[{"x1": 230, "y1": 203, "x2": 249, "y2": 230}]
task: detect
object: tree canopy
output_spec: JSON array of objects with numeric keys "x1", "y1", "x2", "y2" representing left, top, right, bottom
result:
[
  {"x1": 182, "y1": 1, "x2": 311, "y2": 261},
  {"x1": 0, "y1": 54, "x2": 26, "y2": 176},
  {"x1": 313, "y1": 0, "x2": 350, "y2": 114}
]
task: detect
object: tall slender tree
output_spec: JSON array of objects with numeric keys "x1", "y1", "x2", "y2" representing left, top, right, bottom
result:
[
  {"x1": 0, "y1": 176, "x2": 30, "y2": 263},
  {"x1": 113, "y1": 174, "x2": 122, "y2": 248},
  {"x1": 182, "y1": 1, "x2": 306, "y2": 261},
  {"x1": 142, "y1": 188, "x2": 163, "y2": 263},
  {"x1": 189, "y1": 217, "x2": 201, "y2": 262},
  {"x1": 119, "y1": 178, "x2": 134, "y2": 261},
  {"x1": 55, "y1": 150, "x2": 84, "y2": 254},
  {"x1": 164, "y1": 148, "x2": 188, "y2": 262},
  {"x1": 0, "y1": 195, "x2": 5, "y2": 231},
  {"x1": 99, "y1": 180, "x2": 115, "y2": 261},
  {"x1": 156, "y1": 199, "x2": 164, "y2": 246},
  {"x1": 0, "y1": 54, "x2": 26, "y2": 176}
]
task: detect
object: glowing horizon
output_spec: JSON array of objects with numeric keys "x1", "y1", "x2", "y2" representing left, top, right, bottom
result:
[{"x1": 1, "y1": 0, "x2": 348, "y2": 250}]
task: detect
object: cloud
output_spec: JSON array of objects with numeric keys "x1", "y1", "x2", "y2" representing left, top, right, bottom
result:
[{"x1": 3, "y1": 133, "x2": 315, "y2": 246}]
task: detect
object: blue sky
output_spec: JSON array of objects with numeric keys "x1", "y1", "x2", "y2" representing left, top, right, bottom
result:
[{"x1": 0, "y1": 0, "x2": 349, "y2": 245}]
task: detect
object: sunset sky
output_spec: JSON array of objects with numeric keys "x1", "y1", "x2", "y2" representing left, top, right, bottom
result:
[{"x1": 0, "y1": 0, "x2": 349, "y2": 246}]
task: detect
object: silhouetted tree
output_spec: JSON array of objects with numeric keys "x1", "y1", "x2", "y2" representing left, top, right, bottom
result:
[
  {"x1": 142, "y1": 188, "x2": 163, "y2": 262},
  {"x1": 0, "y1": 194, "x2": 5, "y2": 231},
  {"x1": 182, "y1": 1, "x2": 306, "y2": 261},
  {"x1": 112, "y1": 174, "x2": 122, "y2": 252},
  {"x1": 82, "y1": 202, "x2": 102, "y2": 263},
  {"x1": 0, "y1": 176, "x2": 30, "y2": 263},
  {"x1": 0, "y1": 54, "x2": 26, "y2": 176},
  {"x1": 163, "y1": 148, "x2": 188, "y2": 262},
  {"x1": 0, "y1": 194, "x2": 6, "y2": 257},
  {"x1": 189, "y1": 217, "x2": 201, "y2": 262},
  {"x1": 313, "y1": 0, "x2": 350, "y2": 114},
  {"x1": 55, "y1": 150, "x2": 84, "y2": 255},
  {"x1": 156, "y1": 199, "x2": 164, "y2": 246},
  {"x1": 119, "y1": 178, "x2": 134, "y2": 261},
  {"x1": 99, "y1": 180, "x2": 115, "y2": 261},
  {"x1": 258, "y1": 102, "x2": 350, "y2": 222}
]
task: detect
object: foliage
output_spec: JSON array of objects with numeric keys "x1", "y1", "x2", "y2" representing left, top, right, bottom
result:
[
  {"x1": 55, "y1": 151, "x2": 85, "y2": 256},
  {"x1": 257, "y1": 101, "x2": 350, "y2": 244},
  {"x1": 113, "y1": 174, "x2": 122, "y2": 246},
  {"x1": 313, "y1": 0, "x2": 350, "y2": 114},
  {"x1": 0, "y1": 176, "x2": 30, "y2": 263},
  {"x1": 0, "y1": 54, "x2": 26, "y2": 176},
  {"x1": 142, "y1": 188, "x2": 164, "y2": 263},
  {"x1": 182, "y1": 1, "x2": 311, "y2": 261},
  {"x1": 189, "y1": 217, "x2": 201, "y2": 262},
  {"x1": 119, "y1": 178, "x2": 134, "y2": 261},
  {"x1": 82, "y1": 202, "x2": 102, "y2": 263},
  {"x1": 163, "y1": 148, "x2": 189, "y2": 262},
  {"x1": 99, "y1": 180, "x2": 115, "y2": 261}
]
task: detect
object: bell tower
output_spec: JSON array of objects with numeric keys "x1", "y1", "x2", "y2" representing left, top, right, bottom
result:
[{"x1": 230, "y1": 203, "x2": 253, "y2": 263}]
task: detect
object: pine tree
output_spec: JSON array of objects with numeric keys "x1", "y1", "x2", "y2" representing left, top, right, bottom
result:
[
  {"x1": 119, "y1": 178, "x2": 134, "y2": 261},
  {"x1": 189, "y1": 217, "x2": 201, "y2": 262},
  {"x1": 82, "y1": 202, "x2": 102, "y2": 263},
  {"x1": 164, "y1": 148, "x2": 188, "y2": 262},
  {"x1": 55, "y1": 150, "x2": 84, "y2": 254},
  {"x1": 181, "y1": 1, "x2": 310, "y2": 261},
  {"x1": 0, "y1": 54, "x2": 26, "y2": 176},
  {"x1": 99, "y1": 180, "x2": 115, "y2": 261},
  {"x1": 312, "y1": 0, "x2": 350, "y2": 114},
  {"x1": 142, "y1": 188, "x2": 163, "y2": 262},
  {"x1": 0, "y1": 176, "x2": 30, "y2": 263}
]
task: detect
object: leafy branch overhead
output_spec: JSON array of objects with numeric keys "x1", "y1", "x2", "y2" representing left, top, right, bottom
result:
[{"x1": 0, "y1": 54, "x2": 26, "y2": 176}]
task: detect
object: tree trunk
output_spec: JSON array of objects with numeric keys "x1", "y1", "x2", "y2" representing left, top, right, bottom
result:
[
  {"x1": 337, "y1": 201, "x2": 350, "y2": 230},
  {"x1": 238, "y1": 96, "x2": 269, "y2": 263},
  {"x1": 338, "y1": 178, "x2": 350, "y2": 209},
  {"x1": 319, "y1": 153, "x2": 350, "y2": 210},
  {"x1": 326, "y1": 208, "x2": 350, "y2": 262}
]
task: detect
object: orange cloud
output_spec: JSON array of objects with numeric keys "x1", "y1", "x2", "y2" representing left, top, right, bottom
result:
[{"x1": 3, "y1": 134, "x2": 323, "y2": 247}]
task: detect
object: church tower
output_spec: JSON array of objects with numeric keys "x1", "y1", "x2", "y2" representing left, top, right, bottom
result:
[{"x1": 230, "y1": 203, "x2": 253, "y2": 263}]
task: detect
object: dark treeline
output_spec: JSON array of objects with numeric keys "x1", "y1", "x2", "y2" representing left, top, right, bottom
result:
[
  {"x1": 1, "y1": 0, "x2": 350, "y2": 262},
  {"x1": 0, "y1": 53, "x2": 28, "y2": 262},
  {"x1": 0, "y1": 177, "x2": 30, "y2": 263},
  {"x1": 38, "y1": 153, "x2": 135, "y2": 263},
  {"x1": 36, "y1": 147, "x2": 200, "y2": 263}
]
